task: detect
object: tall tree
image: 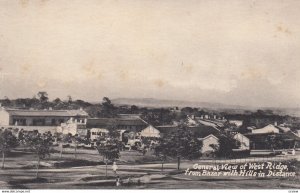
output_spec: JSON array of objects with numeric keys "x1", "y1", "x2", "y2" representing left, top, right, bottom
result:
[
  {"x1": 154, "y1": 124, "x2": 203, "y2": 170},
  {"x1": 67, "y1": 95, "x2": 72, "y2": 103},
  {"x1": 96, "y1": 139, "x2": 120, "y2": 177},
  {"x1": 37, "y1": 91, "x2": 49, "y2": 103},
  {"x1": 24, "y1": 131, "x2": 53, "y2": 178},
  {"x1": 210, "y1": 133, "x2": 240, "y2": 158},
  {"x1": 55, "y1": 133, "x2": 72, "y2": 159},
  {"x1": 101, "y1": 97, "x2": 116, "y2": 118},
  {"x1": 71, "y1": 134, "x2": 84, "y2": 159},
  {"x1": 0, "y1": 129, "x2": 18, "y2": 169}
]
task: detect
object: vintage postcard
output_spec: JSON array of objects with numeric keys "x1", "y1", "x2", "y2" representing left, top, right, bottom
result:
[{"x1": 0, "y1": 0, "x2": 300, "y2": 191}]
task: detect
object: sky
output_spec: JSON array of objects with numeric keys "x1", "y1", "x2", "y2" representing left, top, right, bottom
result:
[{"x1": 0, "y1": 0, "x2": 300, "y2": 108}]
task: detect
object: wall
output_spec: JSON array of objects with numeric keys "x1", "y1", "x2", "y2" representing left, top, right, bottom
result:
[
  {"x1": 0, "y1": 125, "x2": 58, "y2": 134},
  {"x1": 140, "y1": 126, "x2": 160, "y2": 138},
  {"x1": 0, "y1": 109, "x2": 10, "y2": 125},
  {"x1": 201, "y1": 136, "x2": 219, "y2": 153},
  {"x1": 234, "y1": 134, "x2": 250, "y2": 150}
]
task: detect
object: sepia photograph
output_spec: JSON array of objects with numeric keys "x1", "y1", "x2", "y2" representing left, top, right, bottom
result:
[{"x1": 0, "y1": 0, "x2": 300, "y2": 191}]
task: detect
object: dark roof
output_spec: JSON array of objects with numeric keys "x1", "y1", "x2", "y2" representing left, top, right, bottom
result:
[
  {"x1": 86, "y1": 117, "x2": 148, "y2": 128},
  {"x1": 156, "y1": 125, "x2": 220, "y2": 138},
  {"x1": 4, "y1": 108, "x2": 88, "y2": 117},
  {"x1": 244, "y1": 132, "x2": 300, "y2": 141}
]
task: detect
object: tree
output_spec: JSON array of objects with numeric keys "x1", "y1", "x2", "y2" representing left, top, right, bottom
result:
[
  {"x1": 37, "y1": 91, "x2": 49, "y2": 103},
  {"x1": 96, "y1": 139, "x2": 120, "y2": 177},
  {"x1": 55, "y1": 133, "x2": 72, "y2": 158},
  {"x1": 211, "y1": 133, "x2": 240, "y2": 158},
  {"x1": 1, "y1": 96, "x2": 11, "y2": 106},
  {"x1": 0, "y1": 129, "x2": 18, "y2": 169},
  {"x1": 100, "y1": 97, "x2": 116, "y2": 118},
  {"x1": 154, "y1": 124, "x2": 203, "y2": 170},
  {"x1": 24, "y1": 131, "x2": 53, "y2": 178},
  {"x1": 71, "y1": 134, "x2": 84, "y2": 159},
  {"x1": 154, "y1": 142, "x2": 168, "y2": 172},
  {"x1": 53, "y1": 98, "x2": 62, "y2": 104},
  {"x1": 67, "y1": 95, "x2": 72, "y2": 103},
  {"x1": 130, "y1": 105, "x2": 139, "y2": 114},
  {"x1": 265, "y1": 134, "x2": 284, "y2": 150}
]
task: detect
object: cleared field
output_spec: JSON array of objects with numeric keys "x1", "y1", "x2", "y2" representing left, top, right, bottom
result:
[{"x1": 0, "y1": 147, "x2": 299, "y2": 189}]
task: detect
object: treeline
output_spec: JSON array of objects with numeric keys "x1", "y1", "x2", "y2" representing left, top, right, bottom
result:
[
  {"x1": 2, "y1": 92, "x2": 300, "y2": 128},
  {"x1": 0, "y1": 93, "x2": 223, "y2": 126}
]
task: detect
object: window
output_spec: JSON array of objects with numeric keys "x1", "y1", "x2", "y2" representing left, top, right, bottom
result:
[
  {"x1": 51, "y1": 119, "x2": 56, "y2": 126},
  {"x1": 32, "y1": 119, "x2": 46, "y2": 126}
]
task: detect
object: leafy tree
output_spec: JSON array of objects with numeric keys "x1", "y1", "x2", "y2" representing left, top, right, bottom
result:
[
  {"x1": 24, "y1": 131, "x2": 53, "y2": 178},
  {"x1": 53, "y1": 98, "x2": 62, "y2": 104},
  {"x1": 130, "y1": 105, "x2": 139, "y2": 114},
  {"x1": 55, "y1": 133, "x2": 72, "y2": 158},
  {"x1": 0, "y1": 129, "x2": 18, "y2": 169},
  {"x1": 37, "y1": 91, "x2": 49, "y2": 103},
  {"x1": 71, "y1": 134, "x2": 82, "y2": 159},
  {"x1": 154, "y1": 142, "x2": 168, "y2": 171},
  {"x1": 211, "y1": 133, "x2": 240, "y2": 158},
  {"x1": 265, "y1": 134, "x2": 284, "y2": 150},
  {"x1": 67, "y1": 95, "x2": 72, "y2": 103},
  {"x1": 96, "y1": 139, "x2": 120, "y2": 177},
  {"x1": 100, "y1": 97, "x2": 116, "y2": 118},
  {"x1": 154, "y1": 124, "x2": 203, "y2": 170},
  {"x1": 1, "y1": 96, "x2": 11, "y2": 106}
]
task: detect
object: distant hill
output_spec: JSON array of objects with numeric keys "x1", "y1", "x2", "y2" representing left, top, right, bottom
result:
[
  {"x1": 112, "y1": 97, "x2": 246, "y2": 109},
  {"x1": 111, "y1": 97, "x2": 300, "y2": 117}
]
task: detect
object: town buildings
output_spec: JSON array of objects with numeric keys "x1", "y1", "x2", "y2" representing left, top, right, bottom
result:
[{"x1": 0, "y1": 107, "x2": 88, "y2": 126}]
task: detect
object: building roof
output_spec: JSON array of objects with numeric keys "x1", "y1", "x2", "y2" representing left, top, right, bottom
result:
[
  {"x1": 251, "y1": 124, "x2": 279, "y2": 134},
  {"x1": 86, "y1": 117, "x2": 148, "y2": 129},
  {"x1": 234, "y1": 133, "x2": 250, "y2": 141},
  {"x1": 156, "y1": 124, "x2": 220, "y2": 138},
  {"x1": 198, "y1": 134, "x2": 219, "y2": 141},
  {"x1": 3, "y1": 108, "x2": 88, "y2": 117}
]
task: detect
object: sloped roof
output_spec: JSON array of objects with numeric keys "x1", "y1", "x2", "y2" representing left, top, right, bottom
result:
[
  {"x1": 198, "y1": 134, "x2": 219, "y2": 141},
  {"x1": 276, "y1": 126, "x2": 290, "y2": 133},
  {"x1": 252, "y1": 124, "x2": 279, "y2": 134},
  {"x1": 156, "y1": 124, "x2": 220, "y2": 138},
  {"x1": 4, "y1": 108, "x2": 88, "y2": 117},
  {"x1": 86, "y1": 117, "x2": 148, "y2": 128}
]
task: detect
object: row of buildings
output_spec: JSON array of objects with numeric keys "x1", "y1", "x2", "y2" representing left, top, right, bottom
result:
[
  {"x1": 0, "y1": 107, "x2": 299, "y2": 155},
  {"x1": 0, "y1": 107, "x2": 247, "y2": 154}
]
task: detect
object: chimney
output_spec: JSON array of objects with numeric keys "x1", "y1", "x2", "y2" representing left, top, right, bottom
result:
[{"x1": 274, "y1": 121, "x2": 278, "y2": 126}]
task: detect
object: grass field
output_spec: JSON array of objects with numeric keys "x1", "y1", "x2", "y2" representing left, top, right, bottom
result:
[{"x1": 0, "y1": 147, "x2": 299, "y2": 189}]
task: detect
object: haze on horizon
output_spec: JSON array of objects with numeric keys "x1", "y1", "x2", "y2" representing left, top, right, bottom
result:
[{"x1": 0, "y1": 0, "x2": 300, "y2": 108}]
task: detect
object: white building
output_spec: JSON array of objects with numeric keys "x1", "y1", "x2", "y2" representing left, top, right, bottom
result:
[
  {"x1": 228, "y1": 120, "x2": 243, "y2": 127},
  {"x1": 90, "y1": 128, "x2": 109, "y2": 141},
  {"x1": 140, "y1": 125, "x2": 160, "y2": 138},
  {"x1": 57, "y1": 118, "x2": 87, "y2": 136},
  {"x1": 198, "y1": 134, "x2": 219, "y2": 153},
  {"x1": 233, "y1": 133, "x2": 250, "y2": 150},
  {"x1": 252, "y1": 124, "x2": 279, "y2": 134},
  {"x1": 0, "y1": 107, "x2": 88, "y2": 126}
]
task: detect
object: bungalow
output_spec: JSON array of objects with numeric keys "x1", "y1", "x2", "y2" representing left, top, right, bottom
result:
[
  {"x1": 251, "y1": 124, "x2": 279, "y2": 134},
  {"x1": 86, "y1": 116, "x2": 148, "y2": 132},
  {"x1": 156, "y1": 124, "x2": 220, "y2": 139},
  {"x1": 86, "y1": 115, "x2": 149, "y2": 142},
  {"x1": 0, "y1": 107, "x2": 88, "y2": 126}
]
